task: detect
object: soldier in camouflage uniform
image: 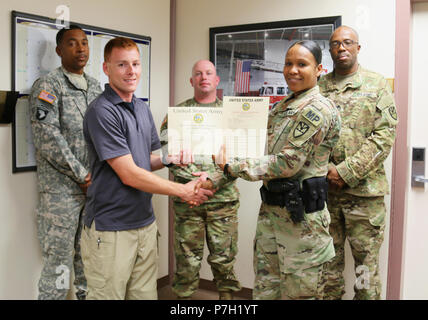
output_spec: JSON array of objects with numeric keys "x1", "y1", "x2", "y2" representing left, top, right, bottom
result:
[
  {"x1": 160, "y1": 60, "x2": 241, "y2": 300},
  {"x1": 29, "y1": 25, "x2": 102, "y2": 300},
  {"x1": 217, "y1": 41, "x2": 341, "y2": 299},
  {"x1": 318, "y1": 26, "x2": 398, "y2": 300}
]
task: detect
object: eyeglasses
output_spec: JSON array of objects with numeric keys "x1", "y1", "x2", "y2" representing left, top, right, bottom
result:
[{"x1": 330, "y1": 39, "x2": 358, "y2": 49}]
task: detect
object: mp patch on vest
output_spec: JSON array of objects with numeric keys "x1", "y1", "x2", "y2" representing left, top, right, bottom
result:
[{"x1": 36, "y1": 107, "x2": 49, "y2": 120}]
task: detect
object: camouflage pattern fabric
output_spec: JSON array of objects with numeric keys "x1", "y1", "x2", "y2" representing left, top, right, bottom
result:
[
  {"x1": 172, "y1": 201, "x2": 241, "y2": 298},
  {"x1": 30, "y1": 67, "x2": 102, "y2": 194},
  {"x1": 319, "y1": 66, "x2": 398, "y2": 300},
  {"x1": 318, "y1": 66, "x2": 398, "y2": 197},
  {"x1": 160, "y1": 97, "x2": 241, "y2": 297},
  {"x1": 36, "y1": 193, "x2": 86, "y2": 300},
  {"x1": 323, "y1": 193, "x2": 385, "y2": 300},
  {"x1": 227, "y1": 86, "x2": 341, "y2": 299},
  {"x1": 253, "y1": 204, "x2": 330, "y2": 299},
  {"x1": 30, "y1": 67, "x2": 102, "y2": 299}
]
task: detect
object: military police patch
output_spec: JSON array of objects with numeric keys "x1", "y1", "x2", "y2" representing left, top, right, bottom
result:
[
  {"x1": 293, "y1": 121, "x2": 310, "y2": 138},
  {"x1": 302, "y1": 107, "x2": 322, "y2": 127},
  {"x1": 289, "y1": 106, "x2": 323, "y2": 147},
  {"x1": 36, "y1": 108, "x2": 48, "y2": 120}
]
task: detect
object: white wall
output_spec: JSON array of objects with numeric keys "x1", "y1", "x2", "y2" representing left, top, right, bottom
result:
[
  {"x1": 175, "y1": 0, "x2": 396, "y2": 299},
  {"x1": 0, "y1": 0, "x2": 170, "y2": 299}
]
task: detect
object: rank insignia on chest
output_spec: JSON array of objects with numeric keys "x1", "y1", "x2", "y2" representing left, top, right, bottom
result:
[
  {"x1": 38, "y1": 90, "x2": 56, "y2": 104},
  {"x1": 293, "y1": 121, "x2": 310, "y2": 138}
]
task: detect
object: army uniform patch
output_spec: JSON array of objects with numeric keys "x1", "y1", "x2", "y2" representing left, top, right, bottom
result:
[
  {"x1": 38, "y1": 90, "x2": 56, "y2": 104},
  {"x1": 36, "y1": 107, "x2": 48, "y2": 120},
  {"x1": 284, "y1": 109, "x2": 299, "y2": 117},
  {"x1": 383, "y1": 104, "x2": 398, "y2": 126},
  {"x1": 293, "y1": 121, "x2": 310, "y2": 138},
  {"x1": 289, "y1": 105, "x2": 325, "y2": 147},
  {"x1": 388, "y1": 105, "x2": 397, "y2": 120},
  {"x1": 302, "y1": 107, "x2": 322, "y2": 127}
]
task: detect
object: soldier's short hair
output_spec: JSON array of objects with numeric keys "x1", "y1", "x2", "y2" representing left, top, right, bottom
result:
[
  {"x1": 104, "y1": 37, "x2": 140, "y2": 62},
  {"x1": 56, "y1": 24, "x2": 84, "y2": 46}
]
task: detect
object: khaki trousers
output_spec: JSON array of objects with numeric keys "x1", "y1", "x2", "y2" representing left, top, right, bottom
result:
[{"x1": 81, "y1": 221, "x2": 158, "y2": 300}]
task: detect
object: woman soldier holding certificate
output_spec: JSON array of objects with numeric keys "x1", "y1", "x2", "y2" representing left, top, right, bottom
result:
[{"x1": 215, "y1": 40, "x2": 341, "y2": 300}]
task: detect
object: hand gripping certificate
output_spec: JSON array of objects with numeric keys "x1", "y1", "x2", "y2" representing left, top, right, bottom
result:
[{"x1": 167, "y1": 96, "x2": 269, "y2": 157}]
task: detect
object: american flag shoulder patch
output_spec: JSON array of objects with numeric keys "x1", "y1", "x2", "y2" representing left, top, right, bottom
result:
[{"x1": 38, "y1": 90, "x2": 56, "y2": 104}]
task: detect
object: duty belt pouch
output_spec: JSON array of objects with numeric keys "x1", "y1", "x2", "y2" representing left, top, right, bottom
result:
[
  {"x1": 260, "y1": 180, "x2": 305, "y2": 223},
  {"x1": 302, "y1": 177, "x2": 328, "y2": 213},
  {"x1": 260, "y1": 186, "x2": 268, "y2": 203},
  {"x1": 259, "y1": 185, "x2": 285, "y2": 207}
]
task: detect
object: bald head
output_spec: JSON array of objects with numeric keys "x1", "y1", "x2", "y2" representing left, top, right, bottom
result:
[
  {"x1": 329, "y1": 25, "x2": 361, "y2": 75},
  {"x1": 190, "y1": 59, "x2": 220, "y2": 103},
  {"x1": 330, "y1": 25, "x2": 359, "y2": 43},
  {"x1": 192, "y1": 60, "x2": 216, "y2": 76}
]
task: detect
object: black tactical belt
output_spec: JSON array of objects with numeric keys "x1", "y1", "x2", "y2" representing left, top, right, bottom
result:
[
  {"x1": 259, "y1": 176, "x2": 328, "y2": 223},
  {"x1": 260, "y1": 185, "x2": 287, "y2": 207}
]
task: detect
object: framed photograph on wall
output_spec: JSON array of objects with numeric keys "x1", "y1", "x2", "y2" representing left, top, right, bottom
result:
[{"x1": 210, "y1": 16, "x2": 341, "y2": 109}]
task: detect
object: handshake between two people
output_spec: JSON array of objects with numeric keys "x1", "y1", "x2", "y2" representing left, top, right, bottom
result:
[{"x1": 164, "y1": 147, "x2": 228, "y2": 208}]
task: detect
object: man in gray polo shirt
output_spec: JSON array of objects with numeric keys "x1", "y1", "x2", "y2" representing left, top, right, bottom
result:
[{"x1": 81, "y1": 37, "x2": 213, "y2": 300}]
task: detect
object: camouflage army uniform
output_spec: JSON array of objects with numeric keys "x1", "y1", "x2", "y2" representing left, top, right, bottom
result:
[
  {"x1": 318, "y1": 66, "x2": 398, "y2": 300},
  {"x1": 159, "y1": 97, "x2": 241, "y2": 298},
  {"x1": 30, "y1": 67, "x2": 102, "y2": 300},
  {"x1": 226, "y1": 86, "x2": 341, "y2": 299}
]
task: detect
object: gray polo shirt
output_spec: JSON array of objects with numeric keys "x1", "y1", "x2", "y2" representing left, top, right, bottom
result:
[{"x1": 83, "y1": 84, "x2": 161, "y2": 231}]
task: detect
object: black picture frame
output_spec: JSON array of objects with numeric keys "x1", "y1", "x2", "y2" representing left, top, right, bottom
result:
[
  {"x1": 11, "y1": 10, "x2": 151, "y2": 173},
  {"x1": 209, "y1": 16, "x2": 341, "y2": 108}
]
